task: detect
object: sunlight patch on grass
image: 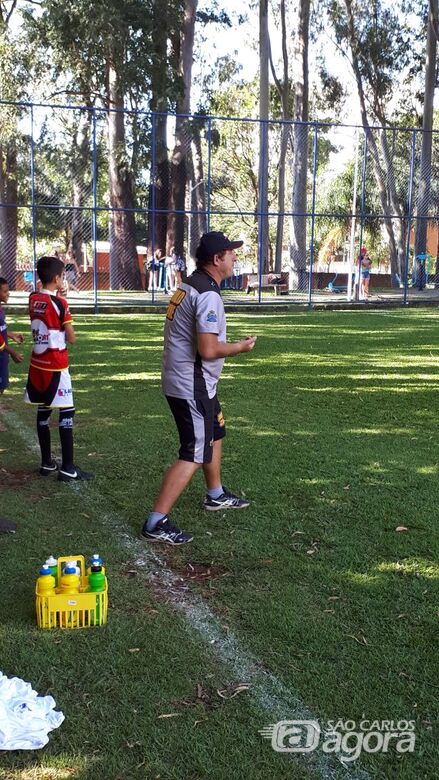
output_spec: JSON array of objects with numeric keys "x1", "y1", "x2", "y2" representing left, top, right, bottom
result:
[
  {"x1": 376, "y1": 560, "x2": 439, "y2": 580},
  {"x1": 105, "y1": 372, "x2": 161, "y2": 381},
  {"x1": 2, "y1": 765, "x2": 84, "y2": 780},
  {"x1": 345, "y1": 428, "x2": 411, "y2": 436},
  {"x1": 416, "y1": 465, "x2": 439, "y2": 475},
  {"x1": 341, "y1": 571, "x2": 383, "y2": 586}
]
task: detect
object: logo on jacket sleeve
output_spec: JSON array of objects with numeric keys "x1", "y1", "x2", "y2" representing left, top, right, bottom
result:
[{"x1": 206, "y1": 310, "x2": 217, "y2": 323}]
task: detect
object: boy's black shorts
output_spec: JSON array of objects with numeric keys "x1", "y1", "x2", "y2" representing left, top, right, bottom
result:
[{"x1": 166, "y1": 394, "x2": 226, "y2": 464}]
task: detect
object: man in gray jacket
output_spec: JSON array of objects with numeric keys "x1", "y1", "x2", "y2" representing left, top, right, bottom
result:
[{"x1": 141, "y1": 231, "x2": 257, "y2": 545}]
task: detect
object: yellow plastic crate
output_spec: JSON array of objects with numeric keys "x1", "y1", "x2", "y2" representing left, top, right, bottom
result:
[{"x1": 35, "y1": 555, "x2": 108, "y2": 630}]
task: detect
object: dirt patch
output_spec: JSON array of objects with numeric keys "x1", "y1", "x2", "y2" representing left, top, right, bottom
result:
[
  {"x1": 0, "y1": 467, "x2": 38, "y2": 488},
  {"x1": 171, "y1": 561, "x2": 231, "y2": 584}
]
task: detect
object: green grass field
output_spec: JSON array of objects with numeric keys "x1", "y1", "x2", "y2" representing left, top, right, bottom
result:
[{"x1": 0, "y1": 308, "x2": 438, "y2": 780}]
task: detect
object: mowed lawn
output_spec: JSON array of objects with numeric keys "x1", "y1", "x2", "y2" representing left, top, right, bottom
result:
[{"x1": 0, "y1": 308, "x2": 438, "y2": 780}]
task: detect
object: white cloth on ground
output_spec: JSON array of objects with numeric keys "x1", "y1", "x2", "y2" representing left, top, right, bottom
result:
[{"x1": 0, "y1": 671, "x2": 64, "y2": 750}]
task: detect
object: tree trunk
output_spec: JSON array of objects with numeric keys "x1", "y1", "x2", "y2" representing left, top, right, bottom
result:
[
  {"x1": 149, "y1": 0, "x2": 169, "y2": 255},
  {"x1": 414, "y1": 0, "x2": 438, "y2": 260},
  {"x1": 270, "y1": 0, "x2": 290, "y2": 274},
  {"x1": 378, "y1": 129, "x2": 406, "y2": 277},
  {"x1": 68, "y1": 111, "x2": 92, "y2": 267},
  {"x1": 167, "y1": 0, "x2": 197, "y2": 257},
  {"x1": 107, "y1": 61, "x2": 140, "y2": 290},
  {"x1": 191, "y1": 125, "x2": 207, "y2": 248},
  {"x1": 0, "y1": 141, "x2": 18, "y2": 288},
  {"x1": 343, "y1": 0, "x2": 402, "y2": 285},
  {"x1": 258, "y1": 0, "x2": 270, "y2": 275},
  {"x1": 289, "y1": 0, "x2": 310, "y2": 291}
]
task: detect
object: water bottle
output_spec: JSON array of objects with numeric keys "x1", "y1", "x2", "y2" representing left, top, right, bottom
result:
[
  {"x1": 36, "y1": 565, "x2": 56, "y2": 595},
  {"x1": 87, "y1": 554, "x2": 105, "y2": 575},
  {"x1": 59, "y1": 562, "x2": 80, "y2": 594},
  {"x1": 45, "y1": 556, "x2": 58, "y2": 585},
  {"x1": 88, "y1": 565, "x2": 106, "y2": 625},
  {"x1": 36, "y1": 565, "x2": 56, "y2": 627}
]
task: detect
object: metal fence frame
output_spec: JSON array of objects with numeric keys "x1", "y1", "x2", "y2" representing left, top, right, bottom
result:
[{"x1": 0, "y1": 99, "x2": 438, "y2": 311}]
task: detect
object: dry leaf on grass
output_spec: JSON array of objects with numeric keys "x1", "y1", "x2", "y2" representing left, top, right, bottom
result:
[
  {"x1": 158, "y1": 713, "x2": 181, "y2": 719},
  {"x1": 217, "y1": 683, "x2": 250, "y2": 699},
  {"x1": 347, "y1": 634, "x2": 368, "y2": 646},
  {"x1": 128, "y1": 648, "x2": 140, "y2": 653}
]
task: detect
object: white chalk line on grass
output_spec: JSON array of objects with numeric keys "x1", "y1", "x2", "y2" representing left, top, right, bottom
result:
[{"x1": 2, "y1": 406, "x2": 369, "y2": 780}]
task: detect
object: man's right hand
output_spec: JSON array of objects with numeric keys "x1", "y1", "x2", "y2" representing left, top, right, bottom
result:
[{"x1": 239, "y1": 336, "x2": 257, "y2": 353}]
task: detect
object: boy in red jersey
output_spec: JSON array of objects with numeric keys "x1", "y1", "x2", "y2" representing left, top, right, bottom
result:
[{"x1": 24, "y1": 256, "x2": 93, "y2": 482}]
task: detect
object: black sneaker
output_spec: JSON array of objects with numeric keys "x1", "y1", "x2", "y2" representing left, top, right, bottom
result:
[
  {"x1": 58, "y1": 466, "x2": 94, "y2": 482},
  {"x1": 39, "y1": 459, "x2": 58, "y2": 477},
  {"x1": 141, "y1": 517, "x2": 193, "y2": 545},
  {"x1": 203, "y1": 488, "x2": 250, "y2": 511}
]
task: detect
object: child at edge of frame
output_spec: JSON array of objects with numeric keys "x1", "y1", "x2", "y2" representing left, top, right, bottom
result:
[
  {"x1": 0, "y1": 277, "x2": 24, "y2": 395},
  {"x1": 24, "y1": 256, "x2": 93, "y2": 482}
]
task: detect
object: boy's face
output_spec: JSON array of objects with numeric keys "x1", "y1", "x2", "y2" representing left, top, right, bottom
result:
[
  {"x1": 54, "y1": 273, "x2": 65, "y2": 289},
  {"x1": 0, "y1": 284, "x2": 10, "y2": 303}
]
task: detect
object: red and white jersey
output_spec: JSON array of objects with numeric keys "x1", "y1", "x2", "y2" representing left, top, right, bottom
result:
[
  {"x1": 0, "y1": 333, "x2": 4, "y2": 351},
  {"x1": 28, "y1": 291, "x2": 73, "y2": 371}
]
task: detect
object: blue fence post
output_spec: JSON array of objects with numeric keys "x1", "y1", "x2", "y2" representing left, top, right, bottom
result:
[
  {"x1": 403, "y1": 129, "x2": 417, "y2": 306},
  {"x1": 29, "y1": 104, "x2": 37, "y2": 285},
  {"x1": 206, "y1": 117, "x2": 212, "y2": 232},
  {"x1": 308, "y1": 124, "x2": 319, "y2": 309},
  {"x1": 356, "y1": 129, "x2": 368, "y2": 301},
  {"x1": 91, "y1": 107, "x2": 98, "y2": 314}
]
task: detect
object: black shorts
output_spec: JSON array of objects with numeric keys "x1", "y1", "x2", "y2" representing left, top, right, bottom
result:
[{"x1": 166, "y1": 395, "x2": 226, "y2": 464}]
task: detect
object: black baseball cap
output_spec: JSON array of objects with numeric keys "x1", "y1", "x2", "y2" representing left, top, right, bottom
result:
[{"x1": 195, "y1": 231, "x2": 243, "y2": 262}]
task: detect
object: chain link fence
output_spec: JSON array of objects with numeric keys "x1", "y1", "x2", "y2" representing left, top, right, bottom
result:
[{"x1": 0, "y1": 100, "x2": 438, "y2": 309}]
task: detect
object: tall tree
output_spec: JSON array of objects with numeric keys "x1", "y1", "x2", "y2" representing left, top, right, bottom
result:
[
  {"x1": 258, "y1": 0, "x2": 270, "y2": 274},
  {"x1": 289, "y1": 0, "x2": 310, "y2": 290},
  {"x1": 0, "y1": 1, "x2": 20, "y2": 287},
  {"x1": 414, "y1": 0, "x2": 438, "y2": 260},
  {"x1": 149, "y1": 0, "x2": 171, "y2": 255},
  {"x1": 24, "y1": 0, "x2": 154, "y2": 289},
  {"x1": 269, "y1": 0, "x2": 290, "y2": 273},
  {"x1": 167, "y1": 0, "x2": 198, "y2": 257}
]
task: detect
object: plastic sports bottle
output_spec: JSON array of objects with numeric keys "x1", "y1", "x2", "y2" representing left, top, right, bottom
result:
[
  {"x1": 88, "y1": 565, "x2": 106, "y2": 624},
  {"x1": 87, "y1": 554, "x2": 105, "y2": 575},
  {"x1": 36, "y1": 565, "x2": 56, "y2": 627},
  {"x1": 59, "y1": 562, "x2": 80, "y2": 594},
  {"x1": 45, "y1": 556, "x2": 58, "y2": 585},
  {"x1": 36, "y1": 565, "x2": 56, "y2": 595}
]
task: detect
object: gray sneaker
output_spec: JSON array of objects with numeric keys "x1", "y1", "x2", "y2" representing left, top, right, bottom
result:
[
  {"x1": 203, "y1": 488, "x2": 250, "y2": 511},
  {"x1": 141, "y1": 517, "x2": 193, "y2": 545}
]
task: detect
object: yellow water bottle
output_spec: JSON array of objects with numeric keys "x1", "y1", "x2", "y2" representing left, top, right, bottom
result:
[
  {"x1": 59, "y1": 561, "x2": 80, "y2": 594},
  {"x1": 36, "y1": 565, "x2": 56, "y2": 628},
  {"x1": 59, "y1": 561, "x2": 80, "y2": 627},
  {"x1": 37, "y1": 565, "x2": 56, "y2": 595}
]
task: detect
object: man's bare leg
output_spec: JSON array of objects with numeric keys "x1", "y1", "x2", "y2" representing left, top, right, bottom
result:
[
  {"x1": 153, "y1": 459, "x2": 200, "y2": 517},
  {"x1": 203, "y1": 438, "x2": 222, "y2": 491}
]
